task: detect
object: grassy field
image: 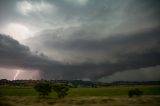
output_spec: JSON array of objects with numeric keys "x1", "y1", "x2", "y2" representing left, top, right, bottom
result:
[
  {"x1": 0, "y1": 85, "x2": 160, "y2": 106},
  {"x1": 0, "y1": 85, "x2": 160, "y2": 97}
]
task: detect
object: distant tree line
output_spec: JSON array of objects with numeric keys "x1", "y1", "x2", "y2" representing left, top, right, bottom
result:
[{"x1": 0, "y1": 79, "x2": 160, "y2": 87}]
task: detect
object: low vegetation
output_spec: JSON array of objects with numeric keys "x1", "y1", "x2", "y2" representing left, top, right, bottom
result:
[
  {"x1": 53, "y1": 84, "x2": 69, "y2": 99},
  {"x1": 128, "y1": 88, "x2": 143, "y2": 97},
  {"x1": 0, "y1": 85, "x2": 160, "y2": 106},
  {"x1": 0, "y1": 96, "x2": 160, "y2": 106},
  {"x1": 34, "y1": 82, "x2": 69, "y2": 99},
  {"x1": 34, "y1": 83, "x2": 52, "y2": 97}
]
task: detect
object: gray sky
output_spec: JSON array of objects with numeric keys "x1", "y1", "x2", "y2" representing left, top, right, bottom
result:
[{"x1": 0, "y1": 0, "x2": 160, "y2": 81}]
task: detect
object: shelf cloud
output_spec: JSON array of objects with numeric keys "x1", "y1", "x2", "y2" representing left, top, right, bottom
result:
[{"x1": 0, "y1": 0, "x2": 160, "y2": 81}]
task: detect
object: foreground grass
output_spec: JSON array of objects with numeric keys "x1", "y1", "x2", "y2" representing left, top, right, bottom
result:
[
  {"x1": 0, "y1": 86, "x2": 160, "y2": 106},
  {"x1": 0, "y1": 96, "x2": 160, "y2": 106},
  {"x1": 0, "y1": 85, "x2": 160, "y2": 97}
]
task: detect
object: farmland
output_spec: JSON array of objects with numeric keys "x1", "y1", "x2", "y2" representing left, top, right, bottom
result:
[
  {"x1": 0, "y1": 85, "x2": 160, "y2": 106},
  {"x1": 0, "y1": 85, "x2": 160, "y2": 96}
]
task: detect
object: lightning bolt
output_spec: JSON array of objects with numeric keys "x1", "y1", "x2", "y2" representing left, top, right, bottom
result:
[{"x1": 14, "y1": 70, "x2": 20, "y2": 80}]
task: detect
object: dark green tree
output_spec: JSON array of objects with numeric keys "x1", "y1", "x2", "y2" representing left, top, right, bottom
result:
[
  {"x1": 34, "y1": 83, "x2": 52, "y2": 97},
  {"x1": 128, "y1": 88, "x2": 143, "y2": 97},
  {"x1": 53, "y1": 84, "x2": 69, "y2": 99}
]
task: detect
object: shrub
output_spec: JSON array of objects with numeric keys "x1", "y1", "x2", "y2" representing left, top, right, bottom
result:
[
  {"x1": 53, "y1": 84, "x2": 69, "y2": 99},
  {"x1": 128, "y1": 88, "x2": 143, "y2": 97},
  {"x1": 34, "y1": 83, "x2": 52, "y2": 97}
]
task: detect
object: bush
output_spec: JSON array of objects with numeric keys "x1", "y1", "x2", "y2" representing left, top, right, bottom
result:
[
  {"x1": 128, "y1": 88, "x2": 143, "y2": 97},
  {"x1": 34, "y1": 83, "x2": 52, "y2": 97},
  {"x1": 53, "y1": 84, "x2": 69, "y2": 99}
]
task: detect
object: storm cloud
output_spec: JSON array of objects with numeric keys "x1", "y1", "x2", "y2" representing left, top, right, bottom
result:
[
  {"x1": 1, "y1": 29, "x2": 160, "y2": 80},
  {"x1": 0, "y1": 34, "x2": 59, "y2": 69},
  {"x1": 0, "y1": 0, "x2": 160, "y2": 81}
]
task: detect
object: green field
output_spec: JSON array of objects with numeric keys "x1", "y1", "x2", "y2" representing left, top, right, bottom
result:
[
  {"x1": 0, "y1": 86, "x2": 160, "y2": 106},
  {"x1": 0, "y1": 85, "x2": 160, "y2": 97}
]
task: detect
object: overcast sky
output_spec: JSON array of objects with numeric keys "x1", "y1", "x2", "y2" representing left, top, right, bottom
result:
[{"x1": 0, "y1": 0, "x2": 160, "y2": 82}]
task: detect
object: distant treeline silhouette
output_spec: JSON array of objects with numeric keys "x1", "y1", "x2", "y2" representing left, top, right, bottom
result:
[{"x1": 0, "y1": 79, "x2": 160, "y2": 87}]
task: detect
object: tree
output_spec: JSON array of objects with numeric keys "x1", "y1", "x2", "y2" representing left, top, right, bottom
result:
[
  {"x1": 53, "y1": 84, "x2": 69, "y2": 99},
  {"x1": 34, "y1": 83, "x2": 52, "y2": 97},
  {"x1": 128, "y1": 88, "x2": 143, "y2": 97}
]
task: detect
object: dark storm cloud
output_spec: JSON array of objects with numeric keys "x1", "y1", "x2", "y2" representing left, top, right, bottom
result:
[
  {"x1": 1, "y1": 0, "x2": 159, "y2": 31},
  {"x1": 1, "y1": 29, "x2": 160, "y2": 80},
  {"x1": 0, "y1": 34, "x2": 60, "y2": 69},
  {"x1": 0, "y1": 34, "x2": 29, "y2": 67},
  {"x1": 26, "y1": 26, "x2": 160, "y2": 63},
  {"x1": 99, "y1": 65, "x2": 160, "y2": 82},
  {"x1": 52, "y1": 27, "x2": 160, "y2": 51},
  {"x1": 24, "y1": 0, "x2": 160, "y2": 80},
  {"x1": 25, "y1": 27, "x2": 160, "y2": 80},
  {"x1": 1, "y1": 27, "x2": 160, "y2": 80},
  {"x1": 0, "y1": 0, "x2": 160, "y2": 80},
  {"x1": 50, "y1": 0, "x2": 160, "y2": 30}
]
